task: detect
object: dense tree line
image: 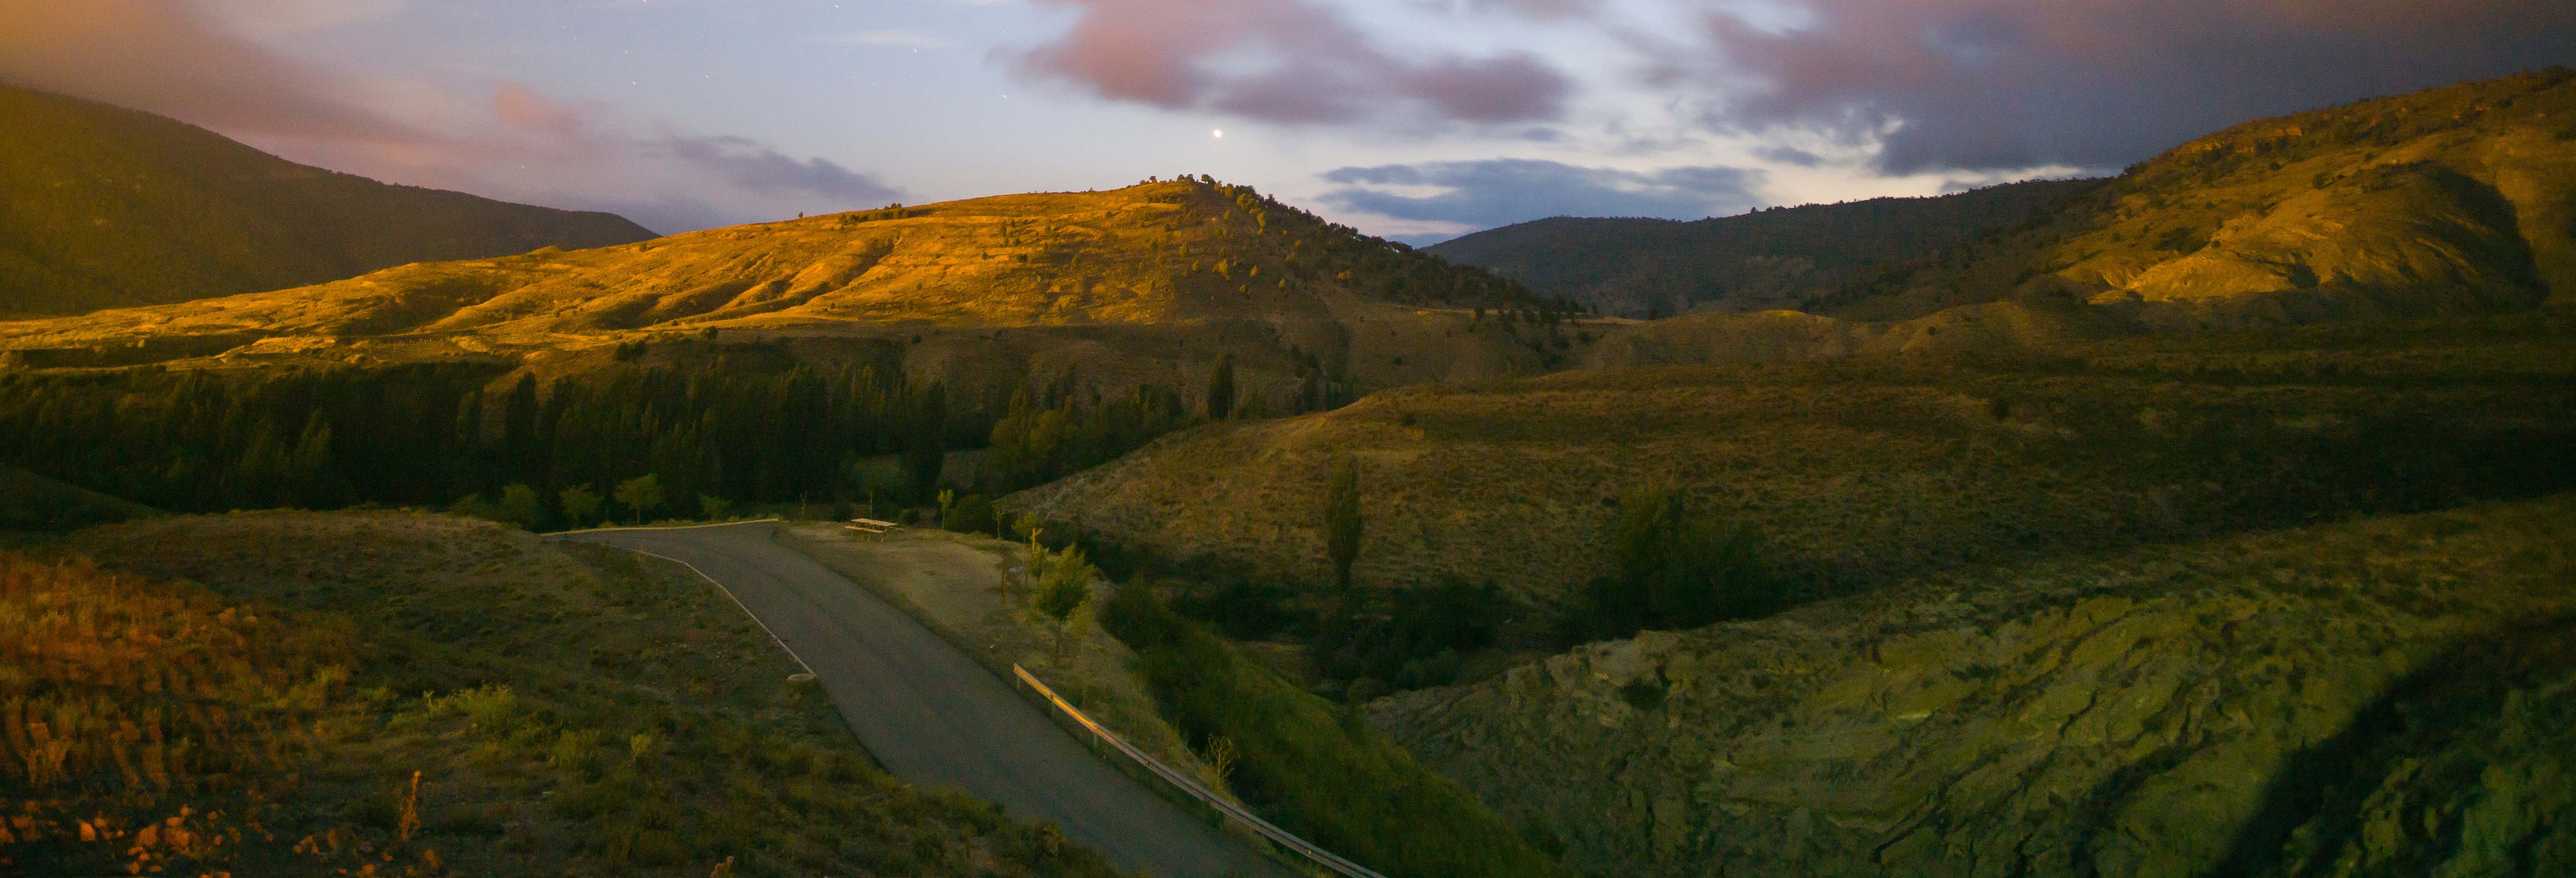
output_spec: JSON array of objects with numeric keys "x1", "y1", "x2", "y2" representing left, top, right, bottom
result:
[
  {"x1": 0, "y1": 360, "x2": 954, "y2": 523},
  {"x1": 0, "y1": 352, "x2": 1250, "y2": 526},
  {"x1": 982, "y1": 373, "x2": 1195, "y2": 498}
]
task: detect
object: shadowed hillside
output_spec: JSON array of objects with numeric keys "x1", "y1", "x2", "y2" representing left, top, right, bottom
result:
[
  {"x1": 0, "y1": 85, "x2": 654, "y2": 316},
  {"x1": 1429, "y1": 179, "x2": 2099, "y2": 318}
]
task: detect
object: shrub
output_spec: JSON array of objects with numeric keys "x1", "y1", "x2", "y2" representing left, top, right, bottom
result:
[{"x1": 942, "y1": 493, "x2": 996, "y2": 534}]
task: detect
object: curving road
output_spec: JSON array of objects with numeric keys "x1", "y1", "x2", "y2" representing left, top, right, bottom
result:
[{"x1": 553, "y1": 522, "x2": 1284, "y2": 878}]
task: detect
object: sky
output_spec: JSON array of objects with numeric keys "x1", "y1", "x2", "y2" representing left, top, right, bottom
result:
[{"x1": 5, "y1": 1, "x2": 2573, "y2": 243}]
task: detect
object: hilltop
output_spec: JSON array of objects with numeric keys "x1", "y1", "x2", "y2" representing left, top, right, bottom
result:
[
  {"x1": 1812, "y1": 67, "x2": 2576, "y2": 326},
  {"x1": 0, "y1": 85, "x2": 654, "y2": 316},
  {"x1": 1429, "y1": 179, "x2": 2098, "y2": 318}
]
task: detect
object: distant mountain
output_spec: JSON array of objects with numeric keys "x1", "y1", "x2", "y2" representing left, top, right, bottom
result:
[
  {"x1": 1812, "y1": 66, "x2": 2576, "y2": 327},
  {"x1": 1428, "y1": 179, "x2": 2099, "y2": 318},
  {"x1": 0, "y1": 85, "x2": 655, "y2": 316}
]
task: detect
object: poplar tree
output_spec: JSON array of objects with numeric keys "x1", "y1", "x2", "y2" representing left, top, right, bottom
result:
[{"x1": 1324, "y1": 458, "x2": 1363, "y2": 590}]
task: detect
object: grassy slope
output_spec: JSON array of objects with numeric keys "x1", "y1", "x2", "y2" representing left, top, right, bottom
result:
[
  {"x1": 1370, "y1": 493, "x2": 2576, "y2": 877},
  {"x1": 1428, "y1": 179, "x2": 2098, "y2": 318},
  {"x1": 0, "y1": 85, "x2": 654, "y2": 316},
  {"x1": 3, "y1": 512, "x2": 1128, "y2": 878},
  {"x1": 1005, "y1": 314, "x2": 2576, "y2": 608},
  {"x1": 1815, "y1": 67, "x2": 2576, "y2": 326},
  {"x1": 0, "y1": 178, "x2": 1541, "y2": 344}
]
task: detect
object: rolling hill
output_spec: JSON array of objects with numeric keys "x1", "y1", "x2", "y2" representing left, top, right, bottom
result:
[
  {"x1": 1004, "y1": 314, "x2": 2576, "y2": 611},
  {"x1": 0, "y1": 84, "x2": 655, "y2": 316},
  {"x1": 0, "y1": 177, "x2": 1575, "y2": 409},
  {"x1": 1428, "y1": 179, "x2": 2099, "y2": 318},
  {"x1": 1810, "y1": 66, "x2": 2576, "y2": 327}
]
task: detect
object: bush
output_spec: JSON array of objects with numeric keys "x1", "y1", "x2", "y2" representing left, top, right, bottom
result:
[{"x1": 942, "y1": 493, "x2": 996, "y2": 534}]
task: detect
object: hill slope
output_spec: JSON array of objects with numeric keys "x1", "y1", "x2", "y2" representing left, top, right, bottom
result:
[
  {"x1": 1429, "y1": 179, "x2": 2098, "y2": 318},
  {"x1": 1370, "y1": 493, "x2": 2576, "y2": 877},
  {"x1": 0, "y1": 177, "x2": 1539, "y2": 341},
  {"x1": 1005, "y1": 315, "x2": 2576, "y2": 609},
  {"x1": 0, "y1": 85, "x2": 655, "y2": 316},
  {"x1": 1816, "y1": 67, "x2": 2576, "y2": 326}
]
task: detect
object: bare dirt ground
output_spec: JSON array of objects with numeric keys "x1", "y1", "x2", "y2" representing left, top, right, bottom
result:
[{"x1": 776, "y1": 523, "x2": 1241, "y2": 802}]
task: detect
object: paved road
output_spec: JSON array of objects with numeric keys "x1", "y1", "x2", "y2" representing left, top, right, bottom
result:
[{"x1": 554, "y1": 523, "x2": 1284, "y2": 878}]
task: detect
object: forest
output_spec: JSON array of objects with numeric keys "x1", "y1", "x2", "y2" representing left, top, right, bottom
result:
[{"x1": 0, "y1": 349, "x2": 1240, "y2": 527}]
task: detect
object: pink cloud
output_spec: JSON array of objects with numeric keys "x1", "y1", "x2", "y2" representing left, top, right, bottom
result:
[{"x1": 1009, "y1": 0, "x2": 1572, "y2": 125}]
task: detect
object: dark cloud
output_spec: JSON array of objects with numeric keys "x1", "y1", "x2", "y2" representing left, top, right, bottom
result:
[
  {"x1": 1009, "y1": 0, "x2": 1573, "y2": 125},
  {"x1": 1320, "y1": 158, "x2": 1764, "y2": 228},
  {"x1": 1751, "y1": 145, "x2": 1825, "y2": 167},
  {"x1": 661, "y1": 136, "x2": 905, "y2": 204},
  {"x1": 1704, "y1": 0, "x2": 2576, "y2": 174}
]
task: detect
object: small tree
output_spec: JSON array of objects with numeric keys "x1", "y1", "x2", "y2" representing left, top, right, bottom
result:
[
  {"x1": 1033, "y1": 546, "x2": 1097, "y2": 666},
  {"x1": 943, "y1": 493, "x2": 996, "y2": 534},
  {"x1": 699, "y1": 493, "x2": 732, "y2": 520},
  {"x1": 498, "y1": 483, "x2": 541, "y2": 528},
  {"x1": 1324, "y1": 458, "x2": 1363, "y2": 590},
  {"x1": 559, "y1": 485, "x2": 603, "y2": 529},
  {"x1": 614, "y1": 474, "x2": 664, "y2": 526},
  {"x1": 1206, "y1": 354, "x2": 1237, "y2": 420}
]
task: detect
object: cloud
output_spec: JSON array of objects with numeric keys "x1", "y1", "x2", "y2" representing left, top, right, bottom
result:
[
  {"x1": 0, "y1": 0, "x2": 422, "y2": 144},
  {"x1": 1699, "y1": 0, "x2": 2576, "y2": 173},
  {"x1": 1006, "y1": 0, "x2": 1573, "y2": 125},
  {"x1": 1319, "y1": 158, "x2": 1764, "y2": 228},
  {"x1": 824, "y1": 29, "x2": 949, "y2": 49},
  {"x1": 1750, "y1": 145, "x2": 1824, "y2": 167},
  {"x1": 0, "y1": 0, "x2": 905, "y2": 234},
  {"x1": 660, "y1": 136, "x2": 905, "y2": 204}
]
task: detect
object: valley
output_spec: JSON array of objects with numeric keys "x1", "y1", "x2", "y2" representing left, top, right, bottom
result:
[{"x1": 5, "y1": 63, "x2": 2575, "y2": 878}]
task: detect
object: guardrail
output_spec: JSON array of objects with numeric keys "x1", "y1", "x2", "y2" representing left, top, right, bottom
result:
[{"x1": 1012, "y1": 665, "x2": 1389, "y2": 878}]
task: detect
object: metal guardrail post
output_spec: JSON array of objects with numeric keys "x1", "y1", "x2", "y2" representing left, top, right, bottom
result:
[{"x1": 1012, "y1": 665, "x2": 1391, "y2": 878}]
